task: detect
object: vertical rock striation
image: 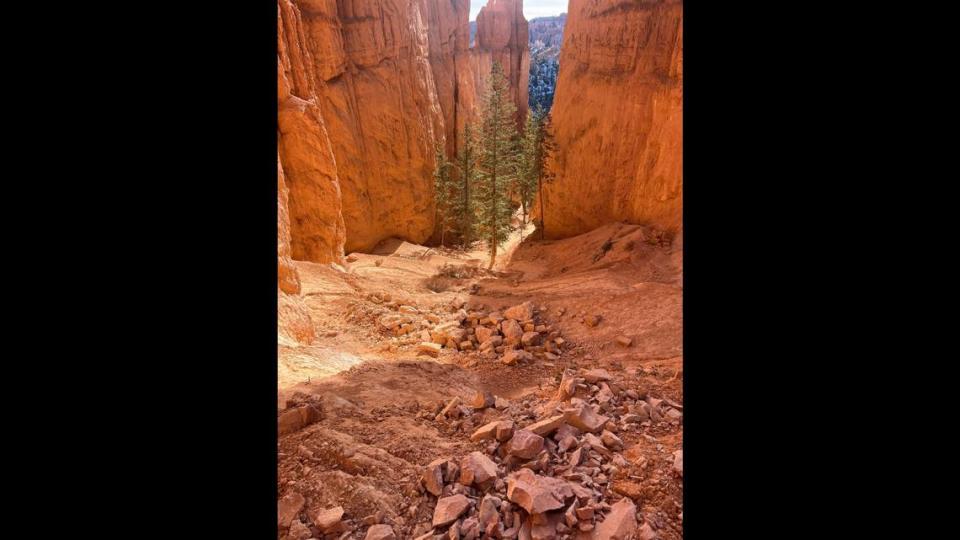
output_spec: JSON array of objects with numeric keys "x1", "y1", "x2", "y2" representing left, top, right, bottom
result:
[
  {"x1": 278, "y1": 0, "x2": 347, "y2": 264},
  {"x1": 471, "y1": 0, "x2": 529, "y2": 127},
  {"x1": 541, "y1": 0, "x2": 682, "y2": 238},
  {"x1": 277, "y1": 0, "x2": 529, "y2": 258}
]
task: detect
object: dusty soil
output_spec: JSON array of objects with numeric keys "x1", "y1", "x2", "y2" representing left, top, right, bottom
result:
[{"x1": 278, "y1": 221, "x2": 683, "y2": 539}]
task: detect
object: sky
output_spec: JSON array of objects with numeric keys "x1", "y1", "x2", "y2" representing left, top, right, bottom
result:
[{"x1": 469, "y1": 0, "x2": 568, "y2": 21}]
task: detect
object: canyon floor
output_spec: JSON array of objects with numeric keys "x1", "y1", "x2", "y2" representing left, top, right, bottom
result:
[{"x1": 278, "y1": 221, "x2": 683, "y2": 540}]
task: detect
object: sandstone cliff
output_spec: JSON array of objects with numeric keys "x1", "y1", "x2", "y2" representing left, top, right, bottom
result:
[
  {"x1": 278, "y1": 0, "x2": 529, "y2": 257},
  {"x1": 540, "y1": 0, "x2": 682, "y2": 238},
  {"x1": 278, "y1": 0, "x2": 346, "y2": 265},
  {"x1": 278, "y1": 150, "x2": 317, "y2": 345},
  {"x1": 296, "y1": 0, "x2": 446, "y2": 253}
]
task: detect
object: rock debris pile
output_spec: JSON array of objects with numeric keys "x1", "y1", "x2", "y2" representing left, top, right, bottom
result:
[
  {"x1": 372, "y1": 299, "x2": 570, "y2": 366},
  {"x1": 405, "y1": 367, "x2": 683, "y2": 540}
]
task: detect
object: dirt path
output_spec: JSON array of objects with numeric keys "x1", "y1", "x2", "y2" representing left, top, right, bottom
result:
[{"x1": 277, "y1": 222, "x2": 683, "y2": 540}]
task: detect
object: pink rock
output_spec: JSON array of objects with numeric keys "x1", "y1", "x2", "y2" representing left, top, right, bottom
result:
[
  {"x1": 506, "y1": 469, "x2": 565, "y2": 514},
  {"x1": 582, "y1": 369, "x2": 611, "y2": 384},
  {"x1": 504, "y1": 302, "x2": 534, "y2": 321},
  {"x1": 364, "y1": 524, "x2": 396, "y2": 540},
  {"x1": 460, "y1": 451, "x2": 498, "y2": 488},
  {"x1": 521, "y1": 331, "x2": 542, "y2": 347},
  {"x1": 563, "y1": 403, "x2": 610, "y2": 433},
  {"x1": 506, "y1": 429, "x2": 544, "y2": 460},
  {"x1": 524, "y1": 415, "x2": 566, "y2": 436},
  {"x1": 278, "y1": 492, "x2": 305, "y2": 529},
  {"x1": 310, "y1": 505, "x2": 345, "y2": 533},
  {"x1": 422, "y1": 457, "x2": 447, "y2": 496},
  {"x1": 590, "y1": 499, "x2": 636, "y2": 539},
  {"x1": 501, "y1": 319, "x2": 524, "y2": 344}
]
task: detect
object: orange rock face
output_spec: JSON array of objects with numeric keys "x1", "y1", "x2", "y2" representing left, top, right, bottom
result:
[
  {"x1": 278, "y1": 153, "x2": 301, "y2": 296},
  {"x1": 540, "y1": 0, "x2": 682, "y2": 238},
  {"x1": 278, "y1": 0, "x2": 346, "y2": 264},
  {"x1": 471, "y1": 0, "x2": 529, "y2": 127},
  {"x1": 278, "y1": 0, "x2": 529, "y2": 257},
  {"x1": 300, "y1": 0, "x2": 446, "y2": 253}
]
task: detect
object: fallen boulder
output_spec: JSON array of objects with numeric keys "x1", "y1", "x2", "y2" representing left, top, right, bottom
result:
[{"x1": 432, "y1": 494, "x2": 471, "y2": 528}]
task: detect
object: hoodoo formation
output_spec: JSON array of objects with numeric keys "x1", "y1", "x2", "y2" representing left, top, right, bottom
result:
[
  {"x1": 471, "y1": 0, "x2": 530, "y2": 126},
  {"x1": 277, "y1": 0, "x2": 529, "y2": 258},
  {"x1": 539, "y1": 0, "x2": 683, "y2": 239}
]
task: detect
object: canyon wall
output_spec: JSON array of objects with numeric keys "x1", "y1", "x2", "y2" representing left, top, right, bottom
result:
[
  {"x1": 278, "y1": 0, "x2": 346, "y2": 265},
  {"x1": 296, "y1": 0, "x2": 445, "y2": 254},
  {"x1": 278, "y1": 0, "x2": 529, "y2": 257},
  {"x1": 541, "y1": 0, "x2": 682, "y2": 238}
]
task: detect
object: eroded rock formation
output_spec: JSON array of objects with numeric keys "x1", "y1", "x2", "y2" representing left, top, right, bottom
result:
[
  {"x1": 278, "y1": 0, "x2": 529, "y2": 257},
  {"x1": 278, "y1": 152, "x2": 316, "y2": 345},
  {"x1": 540, "y1": 0, "x2": 683, "y2": 238},
  {"x1": 471, "y1": 0, "x2": 529, "y2": 127},
  {"x1": 278, "y1": 0, "x2": 346, "y2": 264}
]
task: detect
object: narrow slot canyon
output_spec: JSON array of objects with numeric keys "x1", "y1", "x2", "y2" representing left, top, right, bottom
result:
[{"x1": 277, "y1": 1, "x2": 683, "y2": 539}]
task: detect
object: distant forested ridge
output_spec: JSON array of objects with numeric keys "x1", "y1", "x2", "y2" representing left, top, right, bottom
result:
[{"x1": 527, "y1": 14, "x2": 565, "y2": 112}]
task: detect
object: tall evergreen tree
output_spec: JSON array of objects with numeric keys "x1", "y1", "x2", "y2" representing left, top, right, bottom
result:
[
  {"x1": 517, "y1": 106, "x2": 545, "y2": 226},
  {"x1": 432, "y1": 142, "x2": 455, "y2": 246},
  {"x1": 475, "y1": 62, "x2": 520, "y2": 269},
  {"x1": 452, "y1": 122, "x2": 478, "y2": 246}
]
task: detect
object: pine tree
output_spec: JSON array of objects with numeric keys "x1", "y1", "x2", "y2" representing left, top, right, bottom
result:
[
  {"x1": 516, "y1": 106, "x2": 545, "y2": 226},
  {"x1": 452, "y1": 122, "x2": 478, "y2": 246},
  {"x1": 475, "y1": 62, "x2": 520, "y2": 269},
  {"x1": 536, "y1": 111, "x2": 557, "y2": 240},
  {"x1": 432, "y1": 142, "x2": 455, "y2": 246}
]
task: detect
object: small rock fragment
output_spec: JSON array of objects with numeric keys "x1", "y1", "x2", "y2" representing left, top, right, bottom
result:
[
  {"x1": 501, "y1": 319, "x2": 524, "y2": 344},
  {"x1": 506, "y1": 429, "x2": 545, "y2": 460},
  {"x1": 563, "y1": 403, "x2": 610, "y2": 433},
  {"x1": 524, "y1": 415, "x2": 565, "y2": 437},
  {"x1": 638, "y1": 522, "x2": 657, "y2": 540},
  {"x1": 460, "y1": 451, "x2": 498, "y2": 488},
  {"x1": 591, "y1": 498, "x2": 637, "y2": 539},
  {"x1": 501, "y1": 349, "x2": 532, "y2": 366},
  {"x1": 433, "y1": 495, "x2": 471, "y2": 528},
  {"x1": 364, "y1": 524, "x2": 396, "y2": 540},
  {"x1": 471, "y1": 391, "x2": 496, "y2": 410},
  {"x1": 521, "y1": 332, "x2": 542, "y2": 347},
  {"x1": 310, "y1": 506, "x2": 346, "y2": 533},
  {"x1": 278, "y1": 492, "x2": 305, "y2": 529},
  {"x1": 582, "y1": 369, "x2": 612, "y2": 384},
  {"x1": 419, "y1": 342, "x2": 442, "y2": 357},
  {"x1": 504, "y1": 302, "x2": 535, "y2": 321},
  {"x1": 440, "y1": 396, "x2": 462, "y2": 418},
  {"x1": 422, "y1": 458, "x2": 447, "y2": 496},
  {"x1": 506, "y1": 469, "x2": 565, "y2": 514},
  {"x1": 601, "y1": 430, "x2": 623, "y2": 450}
]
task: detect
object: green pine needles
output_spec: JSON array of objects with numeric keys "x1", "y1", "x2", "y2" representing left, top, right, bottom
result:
[
  {"x1": 476, "y1": 62, "x2": 520, "y2": 268},
  {"x1": 432, "y1": 62, "x2": 554, "y2": 267}
]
